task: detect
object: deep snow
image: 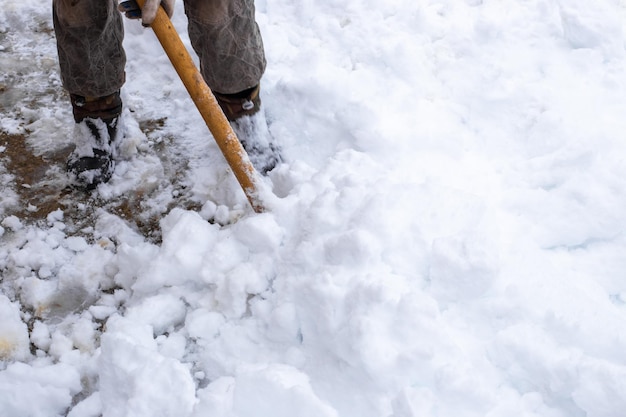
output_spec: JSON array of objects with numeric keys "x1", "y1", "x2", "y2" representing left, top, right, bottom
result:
[{"x1": 1, "y1": 0, "x2": 626, "y2": 416}]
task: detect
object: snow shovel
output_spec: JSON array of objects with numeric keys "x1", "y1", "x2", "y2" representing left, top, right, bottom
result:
[{"x1": 134, "y1": 0, "x2": 264, "y2": 213}]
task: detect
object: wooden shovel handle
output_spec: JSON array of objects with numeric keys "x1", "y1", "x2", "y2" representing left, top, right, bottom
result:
[{"x1": 135, "y1": 0, "x2": 264, "y2": 213}]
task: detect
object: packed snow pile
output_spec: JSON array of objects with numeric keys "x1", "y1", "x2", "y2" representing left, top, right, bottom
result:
[{"x1": 2, "y1": 0, "x2": 626, "y2": 416}]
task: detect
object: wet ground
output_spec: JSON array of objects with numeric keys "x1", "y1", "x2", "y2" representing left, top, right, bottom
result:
[
  {"x1": 0, "y1": 15, "x2": 214, "y2": 244},
  {"x1": 0, "y1": 127, "x2": 202, "y2": 243}
]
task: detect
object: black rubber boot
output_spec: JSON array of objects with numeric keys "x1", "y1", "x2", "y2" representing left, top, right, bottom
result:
[{"x1": 67, "y1": 91, "x2": 122, "y2": 190}]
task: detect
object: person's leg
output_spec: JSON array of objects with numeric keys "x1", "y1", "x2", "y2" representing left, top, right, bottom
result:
[
  {"x1": 53, "y1": 0, "x2": 125, "y2": 99},
  {"x1": 184, "y1": 0, "x2": 266, "y2": 120},
  {"x1": 53, "y1": 0, "x2": 126, "y2": 188},
  {"x1": 183, "y1": 0, "x2": 279, "y2": 173}
]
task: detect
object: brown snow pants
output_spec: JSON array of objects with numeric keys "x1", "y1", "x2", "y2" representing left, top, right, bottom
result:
[{"x1": 52, "y1": 0, "x2": 266, "y2": 98}]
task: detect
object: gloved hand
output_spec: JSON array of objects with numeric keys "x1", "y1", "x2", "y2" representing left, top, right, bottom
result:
[{"x1": 118, "y1": 0, "x2": 175, "y2": 26}]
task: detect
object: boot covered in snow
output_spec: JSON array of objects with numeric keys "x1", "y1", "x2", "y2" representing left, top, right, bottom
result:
[
  {"x1": 67, "y1": 91, "x2": 122, "y2": 190},
  {"x1": 232, "y1": 111, "x2": 282, "y2": 174},
  {"x1": 215, "y1": 85, "x2": 282, "y2": 174}
]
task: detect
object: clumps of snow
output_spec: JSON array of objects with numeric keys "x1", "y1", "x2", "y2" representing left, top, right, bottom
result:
[
  {"x1": 124, "y1": 293, "x2": 188, "y2": 336},
  {"x1": 0, "y1": 295, "x2": 29, "y2": 360},
  {"x1": 0, "y1": 361, "x2": 82, "y2": 416},
  {"x1": 1, "y1": 215, "x2": 22, "y2": 232},
  {"x1": 99, "y1": 316, "x2": 197, "y2": 417}
]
